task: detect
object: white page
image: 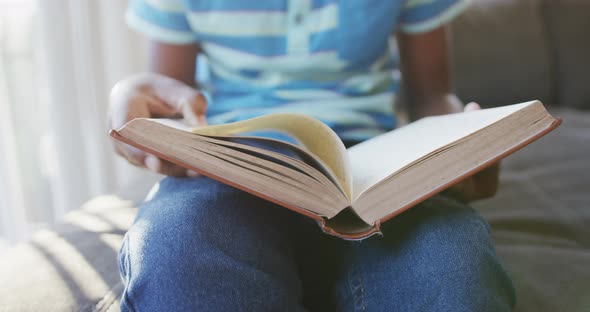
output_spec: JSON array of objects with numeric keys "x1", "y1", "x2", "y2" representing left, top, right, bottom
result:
[{"x1": 348, "y1": 101, "x2": 538, "y2": 200}]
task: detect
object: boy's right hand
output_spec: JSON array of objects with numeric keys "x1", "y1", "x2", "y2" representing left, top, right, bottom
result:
[{"x1": 109, "y1": 73, "x2": 207, "y2": 176}]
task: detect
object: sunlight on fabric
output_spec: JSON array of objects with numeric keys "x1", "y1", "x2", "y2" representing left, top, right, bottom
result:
[
  {"x1": 9, "y1": 243, "x2": 77, "y2": 300},
  {"x1": 64, "y1": 196, "x2": 135, "y2": 233},
  {"x1": 99, "y1": 233, "x2": 125, "y2": 252},
  {"x1": 32, "y1": 230, "x2": 110, "y2": 296},
  {"x1": 63, "y1": 212, "x2": 120, "y2": 234}
]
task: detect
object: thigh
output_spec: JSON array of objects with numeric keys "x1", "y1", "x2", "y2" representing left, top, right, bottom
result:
[
  {"x1": 119, "y1": 176, "x2": 308, "y2": 311},
  {"x1": 333, "y1": 196, "x2": 515, "y2": 312}
]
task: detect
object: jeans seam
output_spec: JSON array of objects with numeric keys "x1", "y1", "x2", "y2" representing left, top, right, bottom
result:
[
  {"x1": 120, "y1": 235, "x2": 138, "y2": 312},
  {"x1": 349, "y1": 257, "x2": 367, "y2": 311}
]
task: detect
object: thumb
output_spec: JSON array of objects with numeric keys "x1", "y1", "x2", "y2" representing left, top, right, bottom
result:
[
  {"x1": 464, "y1": 102, "x2": 481, "y2": 112},
  {"x1": 180, "y1": 92, "x2": 208, "y2": 127}
]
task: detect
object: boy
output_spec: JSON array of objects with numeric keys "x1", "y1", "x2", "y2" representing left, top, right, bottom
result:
[{"x1": 111, "y1": 0, "x2": 515, "y2": 310}]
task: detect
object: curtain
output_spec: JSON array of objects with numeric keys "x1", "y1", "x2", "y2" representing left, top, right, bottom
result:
[{"x1": 0, "y1": 0, "x2": 159, "y2": 244}]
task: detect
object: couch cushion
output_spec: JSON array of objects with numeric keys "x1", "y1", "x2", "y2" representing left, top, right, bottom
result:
[
  {"x1": 474, "y1": 108, "x2": 590, "y2": 312},
  {"x1": 0, "y1": 196, "x2": 136, "y2": 312},
  {"x1": 450, "y1": 0, "x2": 555, "y2": 107},
  {"x1": 543, "y1": 0, "x2": 590, "y2": 110}
]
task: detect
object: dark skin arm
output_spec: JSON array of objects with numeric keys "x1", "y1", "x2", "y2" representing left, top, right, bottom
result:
[
  {"x1": 396, "y1": 26, "x2": 500, "y2": 202},
  {"x1": 397, "y1": 26, "x2": 463, "y2": 118},
  {"x1": 148, "y1": 42, "x2": 200, "y2": 87}
]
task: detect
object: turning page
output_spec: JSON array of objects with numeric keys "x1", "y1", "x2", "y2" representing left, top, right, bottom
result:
[{"x1": 192, "y1": 113, "x2": 353, "y2": 199}]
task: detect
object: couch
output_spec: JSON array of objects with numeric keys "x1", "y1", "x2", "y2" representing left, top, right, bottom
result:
[{"x1": 1, "y1": 0, "x2": 588, "y2": 311}]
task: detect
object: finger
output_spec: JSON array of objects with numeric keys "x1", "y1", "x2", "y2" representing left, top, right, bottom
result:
[
  {"x1": 445, "y1": 161, "x2": 501, "y2": 202},
  {"x1": 473, "y1": 162, "x2": 501, "y2": 199},
  {"x1": 145, "y1": 93, "x2": 180, "y2": 118},
  {"x1": 159, "y1": 159, "x2": 191, "y2": 177},
  {"x1": 114, "y1": 141, "x2": 147, "y2": 168},
  {"x1": 124, "y1": 95, "x2": 152, "y2": 121},
  {"x1": 186, "y1": 170, "x2": 201, "y2": 177},
  {"x1": 478, "y1": 161, "x2": 501, "y2": 177},
  {"x1": 144, "y1": 154, "x2": 189, "y2": 177},
  {"x1": 445, "y1": 178, "x2": 477, "y2": 203},
  {"x1": 150, "y1": 76, "x2": 202, "y2": 111},
  {"x1": 126, "y1": 74, "x2": 207, "y2": 124},
  {"x1": 464, "y1": 102, "x2": 481, "y2": 112},
  {"x1": 181, "y1": 93, "x2": 208, "y2": 127}
]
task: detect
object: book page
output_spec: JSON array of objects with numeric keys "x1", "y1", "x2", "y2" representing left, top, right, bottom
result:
[
  {"x1": 191, "y1": 135, "x2": 347, "y2": 198},
  {"x1": 348, "y1": 101, "x2": 539, "y2": 200},
  {"x1": 192, "y1": 113, "x2": 353, "y2": 199},
  {"x1": 114, "y1": 119, "x2": 350, "y2": 217}
]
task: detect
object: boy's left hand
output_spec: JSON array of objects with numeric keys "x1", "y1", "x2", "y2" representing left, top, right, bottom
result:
[{"x1": 444, "y1": 102, "x2": 500, "y2": 202}]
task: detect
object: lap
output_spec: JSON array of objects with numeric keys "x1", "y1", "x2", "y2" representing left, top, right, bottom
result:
[
  {"x1": 120, "y1": 176, "x2": 310, "y2": 311},
  {"x1": 121, "y1": 176, "x2": 514, "y2": 311},
  {"x1": 333, "y1": 196, "x2": 515, "y2": 311},
  {"x1": 135, "y1": 176, "x2": 302, "y2": 244}
]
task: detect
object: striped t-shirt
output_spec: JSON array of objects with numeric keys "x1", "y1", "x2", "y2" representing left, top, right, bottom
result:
[{"x1": 127, "y1": 0, "x2": 468, "y2": 142}]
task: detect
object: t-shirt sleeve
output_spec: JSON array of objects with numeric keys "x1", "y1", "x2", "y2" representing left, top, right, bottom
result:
[
  {"x1": 126, "y1": 0, "x2": 198, "y2": 44},
  {"x1": 398, "y1": 0, "x2": 470, "y2": 34}
]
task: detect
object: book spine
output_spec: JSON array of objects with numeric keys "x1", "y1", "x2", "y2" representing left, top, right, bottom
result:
[{"x1": 319, "y1": 220, "x2": 383, "y2": 241}]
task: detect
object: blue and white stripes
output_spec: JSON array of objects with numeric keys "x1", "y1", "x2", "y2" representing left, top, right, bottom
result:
[{"x1": 127, "y1": 0, "x2": 468, "y2": 141}]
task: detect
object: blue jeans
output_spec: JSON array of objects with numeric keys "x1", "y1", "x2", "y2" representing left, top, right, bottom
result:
[{"x1": 119, "y1": 176, "x2": 515, "y2": 311}]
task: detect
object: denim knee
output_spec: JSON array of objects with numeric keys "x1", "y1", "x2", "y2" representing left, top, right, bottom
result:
[
  {"x1": 337, "y1": 196, "x2": 516, "y2": 312},
  {"x1": 118, "y1": 177, "x2": 305, "y2": 311},
  {"x1": 408, "y1": 197, "x2": 516, "y2": 310}
]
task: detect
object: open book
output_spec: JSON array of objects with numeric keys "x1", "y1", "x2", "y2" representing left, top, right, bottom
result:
[{"x1": 111, "y1": 100, "x2": 561, "y2": 240}]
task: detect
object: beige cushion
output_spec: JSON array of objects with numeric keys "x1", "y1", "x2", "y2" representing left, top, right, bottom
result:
[
  {"x1": 0, "y1": 196, "x2": 136, "y2": 312},
  {"x1": 474, "y1": 108, "x2": 590, "y2": 312},
  {"x1": 543, "y1": 0, "x2": 590, "y2": 109},
  {"x1": 450, "y1": 0, "x2": 555, "y2": 107}
]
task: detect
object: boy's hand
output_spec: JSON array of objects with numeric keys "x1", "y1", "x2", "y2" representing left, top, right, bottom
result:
[
  {"x1": 444, "y1": 102, "x2": 501, "y2": 202},
  {"x1": 109, "y1": 73, "x2": 207, "y2": 176}
]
